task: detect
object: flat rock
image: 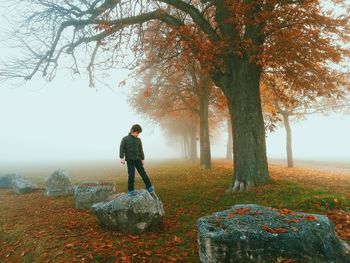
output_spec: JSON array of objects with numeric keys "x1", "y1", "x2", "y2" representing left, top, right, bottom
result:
[
  {"x1": 11, "y1": 176, "x2": 38, "y2": 194},
  {"x1": 45, "y1": 170, "x2": 74, "y2": 196},
  {"x1": 91, "y1": 189, "x2": 165, "y2": 234},
  {"x1": 197, "y1": 204, "x2": 350, "y2": 263},
  {"x1": 74, "y1": 181, "x2": 115, "y2": 209},
  {"x1": 0, "y1": 173, "x2": 23, "y2": 188}
]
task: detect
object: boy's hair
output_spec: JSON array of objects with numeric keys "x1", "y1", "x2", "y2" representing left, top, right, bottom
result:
[{"x1": 130, "y1": 124, "x2": 142, "y2": 133}]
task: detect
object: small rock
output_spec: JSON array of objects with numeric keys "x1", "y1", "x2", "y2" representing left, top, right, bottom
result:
[
  {"x1": 11, "y1": 176, "x2": 38, "y2": 194},
  {"x1": 74, "y1": 181, "x2": 115, "y2": 209},
  {"x1": 45, "y1": 170, "x2": 74, "y2": 196},
  {"x1": 197, "y1": 204, "x2": 350, "y2": 263},
  {"x1": 91, "y1": 189, "x2": 165, "y2": 234},
  {"x1": 0, "y1": 173, "x2": 23, "y2": 188}
]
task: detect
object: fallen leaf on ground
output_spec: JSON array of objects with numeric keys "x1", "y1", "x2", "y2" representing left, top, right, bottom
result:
[
  {"x1": 234, "y1": 208, "x2": 251, "y2": 215},
  {"x1": 64, "y1": 243, "x2": 74, "y2": 248},
  {"x1": 227, "y1": 212, "x2": 235, "y2": 218},
  {"x1": 300, "y1": 215, "x2": 318, "y2": 221},
  {"x1": 250, "y1": 212, "x2": 263, "y2": 216},
  {"x1": 173, "y1": 235, "x2": 183, "y2": 244},
  {"x1": 279, "y1": 208, "x2": 296, "y2": 216},
  {"x1": 287, "y1": 219, "x2": 299, "y2": 223},
  {"x1": 261, "y1": 225, "x2": 289, "y2": 234}
]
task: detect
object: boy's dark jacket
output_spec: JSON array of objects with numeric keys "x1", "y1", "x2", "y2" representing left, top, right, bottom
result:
[{"x1": 119, "y1": 133, "x2": 145, "y2": 161}]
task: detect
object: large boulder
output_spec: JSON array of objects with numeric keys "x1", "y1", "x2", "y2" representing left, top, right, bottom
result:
[
  {"x1": 197, "y1": 204, "x2": 350, "y2": 263},
  {"x1": 91, "y1": 189, "x2": 165, "y2": 234},
  {"x1": 74, "y1": 181, "x2": 115, "y2": 209},
  {"x1": 0, "y1": 173, "x2": 23, "y2": 188},
  {"x1": 45, "y1": 170, "x2": 74, "y2": 196},
  {"x1": 11, "y1": 176, "x2": 38, "y2": 194}
]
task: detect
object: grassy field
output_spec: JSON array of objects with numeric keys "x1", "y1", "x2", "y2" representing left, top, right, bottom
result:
[{"x1": 0, "y1": 159, "x2": 349, "y2": 262}]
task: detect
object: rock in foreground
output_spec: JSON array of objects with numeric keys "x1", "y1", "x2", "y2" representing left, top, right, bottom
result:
[
  {"x1": 197, "y1": 204, "x2": 350, "y2": 263},
  {"x1": 0, "y1": 173, "x2": 22, "y2": 188},
  {"x1": 45, "y1": 170, "x2": 74, "y2": 196},
  {"x1": 74, "y1": 181, "x2": 115, "y2": 209},
  {"x1": 11, "y1": 176, "x2": 38, "y2": 194},
  {"x1": 91, "y1": 189, "x2": 165, "y2": 234}
]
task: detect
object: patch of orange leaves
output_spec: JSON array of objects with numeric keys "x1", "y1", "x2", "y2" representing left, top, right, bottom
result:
[
  {"x1": 0, "y1": 189, "x2": 191, "y2": 262},
  {"x1": 327, "y1": 210, "x2": 350, "y2": 240},
  {"x1": 261, "y1": 225, "x2": 289, "y2": 234},
  {"x1": 287, "y1": 219, "x2": 300, "y2": 223},
  {"x1": 279, "y1": 208, "x2": 296, "y2": 216},
  {"x1": 234, "y1": 208, "x2": 251, "y2": 215},
  {"x1": 300, "y1": 215, "x2": 318, "y2": 222}
]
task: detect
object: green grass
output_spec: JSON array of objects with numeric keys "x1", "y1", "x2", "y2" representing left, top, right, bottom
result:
[
  {"x1": 146, "y1": 161, "x2": 349, "y2": 214},
  {"x1": 0, "y1": 159, "x2": 349, "y2": 262}
]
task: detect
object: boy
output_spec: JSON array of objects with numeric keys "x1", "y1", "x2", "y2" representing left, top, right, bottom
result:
[{"x1": 119, "y1": 124, "x2": 154, "y2": 196}]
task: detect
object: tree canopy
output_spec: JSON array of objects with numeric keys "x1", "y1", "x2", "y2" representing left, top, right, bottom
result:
[{"x1": 0, "y1": 0, "x2": 349, "y2": 191}]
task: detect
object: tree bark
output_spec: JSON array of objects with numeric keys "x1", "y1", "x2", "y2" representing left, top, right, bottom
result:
[
  {"x1": 199, "y1": 75, "x2": 212, "y2": 169},
  {"x1": 226, "y1": 115, "x2": 233, "y2": 160},
  {"x1": 223, "y1": 58, "x2": 269, "y2": 192},
  {"x1": 282, "y1": 113, "x2": 293, "y2": 168}
]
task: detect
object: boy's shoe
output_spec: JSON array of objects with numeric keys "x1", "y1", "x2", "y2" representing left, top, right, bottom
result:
[
  {"x1": 128, "y1": 190, "x2": 137, "y2": 196},
  {"x1": 147, "y1": 185, "x2": 154, "y2": 194}
]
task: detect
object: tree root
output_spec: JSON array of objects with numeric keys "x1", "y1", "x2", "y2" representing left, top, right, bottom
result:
[{"x1": 230, "y1": 179, "x2": 253, "y2": 192}]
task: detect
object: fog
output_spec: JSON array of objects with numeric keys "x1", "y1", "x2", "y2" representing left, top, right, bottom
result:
[
  {"x1": 0, "y1": 71, "x2": 181, "y2": 163},
  {"x1": 0, "y1": 71, "x2": 349, "y2": 164},
  {"x1": 0, "y1": 0, "x2": 349, "y2": 165}
]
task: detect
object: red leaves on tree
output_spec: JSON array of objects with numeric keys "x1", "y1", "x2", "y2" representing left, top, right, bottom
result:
[{"x1": 143, "y1": 86, "x2": 151, "y2": 97}]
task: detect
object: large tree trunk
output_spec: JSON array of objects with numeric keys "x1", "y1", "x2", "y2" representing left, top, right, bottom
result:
[
  {"x1": 199, "y1": 75, "x2": 212, "y2": 169},
  {"x1": 226, "y1": 116, "x2": 233, "y2": 160},
  {"x1": 282, "y1": 113, "x2": 293, "y2": 168},
  {"x1": 225, "y1": 58, "x2": 269, "y2": 192}
]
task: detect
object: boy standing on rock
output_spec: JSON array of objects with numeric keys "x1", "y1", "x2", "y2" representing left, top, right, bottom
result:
[{"x1": 119, "y1": 124, "x2": 154, "y2": 196}]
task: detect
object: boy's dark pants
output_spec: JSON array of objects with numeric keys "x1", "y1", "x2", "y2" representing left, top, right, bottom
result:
[{"x1": 126, "y1": 159, "x2": 152, "y2": 191}]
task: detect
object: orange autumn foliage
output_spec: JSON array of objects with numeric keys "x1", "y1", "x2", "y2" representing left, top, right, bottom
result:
[{"x1": 6, "y1": 0, "x2": 350, "y2": 190}]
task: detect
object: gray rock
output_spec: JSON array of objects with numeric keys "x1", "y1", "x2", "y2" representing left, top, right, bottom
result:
[
  {"x1": 197, "y1": 204, "x2": 350, "y2": 263},
  {"x1": 11, "y1": 176, "x2": 38, "y2": 194},
  {"x1": 74, "y1": 181, "x2": 115, "y2": 209},
  {"x1": 91, "y1": 189, "x2": 165, "y2": 234},
  {"x1": 0, "y1": 173, "x2": 23, "y2": 188},
  {"x1": 45, "y1": 170, "x2": 74, "y2": 196}
]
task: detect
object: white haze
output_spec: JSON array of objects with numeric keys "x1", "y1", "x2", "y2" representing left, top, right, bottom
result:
[
  {"x1": 0, "y1": 0, "x2": 349, "y2": 165},
  {"x1": 0, "y1": 71, "x2": 349, "y2": 164}
]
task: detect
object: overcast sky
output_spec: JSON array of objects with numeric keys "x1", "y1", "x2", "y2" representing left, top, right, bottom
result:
[{"x1": 0, "y1": 0, "x2": 349, "y2": 164}]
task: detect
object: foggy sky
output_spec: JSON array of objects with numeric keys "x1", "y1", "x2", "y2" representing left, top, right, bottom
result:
[{"x1": 0, "y1": 0, "x2": 349, "y2": 164}]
